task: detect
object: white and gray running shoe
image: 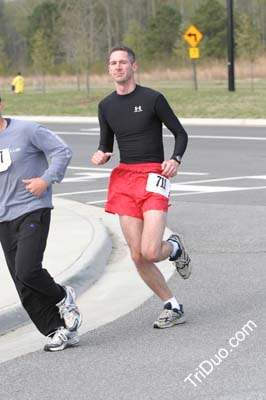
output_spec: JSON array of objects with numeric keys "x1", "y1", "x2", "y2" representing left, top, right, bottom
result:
[
  {"x1": 44, "y1": 327, "x2": 79, "y2": 352},
  {"x1": 153, "y1": 303, "x2": 186, "y2": 329},
  {"x1": 57, "y1": 286, "x2": 82, "y2": 331},
  {"x1": 167, "y1": 233, "x2": 192, "y2": 279}
]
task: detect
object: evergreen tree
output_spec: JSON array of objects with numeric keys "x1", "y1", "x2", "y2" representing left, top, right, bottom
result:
[
  {"x1": 143, "y1": 5, "x2": 182, "y2": 61},
  {"x1": 0, "y1": 0, "x2": 8, "y2": 73},
  {"x1": 0, "y1": 0, "x2": 5, "y2": 37},
  {"x1": 27, "y1": 1, "x2": 62, "y2": 66},
  {"x1": 193, "y1": 0, "x2": 227, "y2": 58},
  {"x1": 0, "y1": 38, "x2": 9, "y2": 75}
]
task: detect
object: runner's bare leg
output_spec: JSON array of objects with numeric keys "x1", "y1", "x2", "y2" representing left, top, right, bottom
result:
[{"x1": 119, "y1": 212, "x2": 173, "y2": 301}]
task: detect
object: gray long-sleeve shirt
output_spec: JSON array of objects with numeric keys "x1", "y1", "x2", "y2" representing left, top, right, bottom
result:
[{"x1": 0, "y1": 118, "x2": 72, "y2": 221}]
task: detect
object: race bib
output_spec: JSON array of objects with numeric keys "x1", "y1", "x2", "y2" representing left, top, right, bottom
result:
[
  {"x1": 146, "y1": 173, "x2": 170, "y2": 198},
  {"x1": 0, "y1": 148, "x2": 12, "y2": 172}
]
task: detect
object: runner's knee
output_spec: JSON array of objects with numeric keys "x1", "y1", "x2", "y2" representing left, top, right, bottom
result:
[
  {"x1": 130, "y1": 250, "x2": 143, "y2": 266},
  {"x1": 141, "y1": 246, "x2": 160, "y2": 263},
  {"x1": 130, "y1": 247, "x2": 160, "y2": 265}
]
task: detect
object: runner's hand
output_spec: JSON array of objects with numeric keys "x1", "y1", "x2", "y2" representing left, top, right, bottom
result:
[
  {"x1": 91, "y1": 150, "x2": 113, "y2": 165},
  {"x1": 22, "y1": 178, "x2": 48, "y2": 196},
  {"x1": 161, "y1": 159, "x2": 179, "y2": 178}
]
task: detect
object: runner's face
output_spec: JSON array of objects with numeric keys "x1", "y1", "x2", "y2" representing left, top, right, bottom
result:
[{"x1": 108, "y1": 51, "x2": 137, "y2": 83}]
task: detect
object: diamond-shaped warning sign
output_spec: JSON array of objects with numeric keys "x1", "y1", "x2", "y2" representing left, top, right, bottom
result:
[{"x1": 183, "y1": 25, "x2": 203, "y2": 47}]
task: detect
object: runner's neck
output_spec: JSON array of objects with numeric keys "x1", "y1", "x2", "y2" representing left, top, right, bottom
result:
[{"x1": 115, "y1": 82, "x2": 136, "y2": 95}]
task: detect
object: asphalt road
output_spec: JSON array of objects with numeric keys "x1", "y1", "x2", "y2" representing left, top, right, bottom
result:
[{"x1": 0, "y1": 123, "x2": 266, "y2": 400}]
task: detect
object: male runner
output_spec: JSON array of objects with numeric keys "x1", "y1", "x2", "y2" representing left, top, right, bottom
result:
[
  {"x1": 0, "y1": 96, "x2": 82, "y2": 350},
  {"x1": 92, "y1": 46, "x2": 191, "y2": 328}
]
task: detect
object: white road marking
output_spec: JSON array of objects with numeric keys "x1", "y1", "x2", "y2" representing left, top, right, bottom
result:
[
  {"x1": 86, "y1": 199, "x2": 107, "y2": 204},
  {"x1": 56, "y1": 129, "x2": 266, "y2": 141},
  {"x1": 63, "y1": 172, "x2": 110, "y2": 182},
  {"x1": 178, "y1": 172, "x2": 209, "y2": 176},
  {"x1": 247, "y1": 175, "x2": 266, "y2": 180},
  {"x1": 171, "y1": 184, "x2": 246, "y2": 193},
  {"x1": 80, "y1": 128, "x2": 99, "y2": 132},
  {"x1": 175, "y1": 175, "x2": 266, "y2": 186},
  {"x1": 164, "y1": 133, "x2": 266, "y2": 141},
  {"x1": 68, "y1": 166, "x2": 112, "y2": 172},
  {"x1": 54, "y1": 189, "x2": 108, "y2": 197},
  {"x1": 171, "y1": 175, "x2": 266, "y2": 195},
  {"x1": 55, "y1": 131, "x2": 99, "y2": 136},
  {"x1": 187, "y1": 135, "x2": 266, "y2": 141},
  {"x1": 170, "y1": 185, "x2": 266, "y2": 197}
]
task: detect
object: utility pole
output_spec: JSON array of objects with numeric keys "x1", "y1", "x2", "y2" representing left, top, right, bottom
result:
[{"x1": 227, "y1": 0, "x2": 235, "y2": 91}]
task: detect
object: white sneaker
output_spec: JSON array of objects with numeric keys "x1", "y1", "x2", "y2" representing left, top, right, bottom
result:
[
  {"x1": 167, "y1": 234, "x2": 192, "y2": 279},
  {"x1": 153, "y1": 303, "x2": 186, "y2": 329},
  {"x1": 44, "y1": 327, "x2": 79, "y2": 352},
  {"x1": 57, "y1": 286, "x2": 82, "y2": 331}
]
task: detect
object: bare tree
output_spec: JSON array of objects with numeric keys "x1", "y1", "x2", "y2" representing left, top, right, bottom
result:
[
  {"x1": 31, "y1": 29, "x2": 52, "y2": 92},
  {"x1": 59, "y1": 0, "x2": 99, "y2": 93}
]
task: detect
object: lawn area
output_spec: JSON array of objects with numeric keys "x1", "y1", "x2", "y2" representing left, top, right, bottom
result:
[{"x1": 1, "y1": 81, "x2": 266, "y2": 119}]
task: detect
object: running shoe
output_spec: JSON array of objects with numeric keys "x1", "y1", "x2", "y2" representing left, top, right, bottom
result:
[
  {"x1": 153, "y1": 302, "x2": 185, "y2": 329},
  {"x1": 167, "y1": 233, "x2": 192, "y2": 279},
  {"x1": 57, "y1": 286, "x2": 82, "y2": 331},
  {"x1": 44, "y1": 327, "x2": 79, "y2": 352}
]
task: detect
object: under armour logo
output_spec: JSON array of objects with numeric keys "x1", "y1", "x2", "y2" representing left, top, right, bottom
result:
[{"x1": 134, "y1": 106, "x2": 143, "y2": 113}]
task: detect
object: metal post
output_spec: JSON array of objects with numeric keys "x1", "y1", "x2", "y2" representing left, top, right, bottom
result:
[
  {"x1": 192, "y1": 59, "x2": 198, "y2": 91},
  {"x1": 227, "y1": 0, "x2": 235, "y2": 91}
]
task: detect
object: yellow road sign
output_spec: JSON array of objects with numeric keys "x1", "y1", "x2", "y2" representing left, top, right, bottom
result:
[
  {"x1": 184, "y1": 25, "x2": 203, "y2": 47},
  {"x1": 189, "y1": 47, "x2": 200, "y2": 59}
]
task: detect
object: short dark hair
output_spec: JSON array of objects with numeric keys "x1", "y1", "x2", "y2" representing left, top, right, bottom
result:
[{"x1": 109, "y1": 46, "x2": 136, "y2": 64}]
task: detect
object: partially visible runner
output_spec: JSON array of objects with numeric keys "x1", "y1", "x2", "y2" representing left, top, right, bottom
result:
[
  {"x1": 0, "y1": 96, "x2": 82, "y2": 351},
  {"x1": 92, "y1": 46, "x2": 192, "y2": 329}
]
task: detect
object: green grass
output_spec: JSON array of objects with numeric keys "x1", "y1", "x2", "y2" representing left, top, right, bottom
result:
[
  {"x1": 1, "y1": 81, "x2": 266, "y2": 118},
  {"x1": 1, "y1": 88, "x2": 111, "y2": 117}
]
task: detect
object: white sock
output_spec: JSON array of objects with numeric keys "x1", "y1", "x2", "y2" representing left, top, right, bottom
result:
[
  {"x1": 164, "y1": 297, "x2": 180, "y2": 310},
  {"x1": 168, "y1": 240, "x2": 180, "y2": 258}
]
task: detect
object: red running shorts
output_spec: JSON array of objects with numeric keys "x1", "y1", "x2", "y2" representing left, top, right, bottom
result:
[{"x1": 105, "y1": 163, "x2": 170, "y2": 220}]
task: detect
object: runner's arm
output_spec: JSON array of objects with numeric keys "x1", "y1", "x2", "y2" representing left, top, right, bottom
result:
[
  {"x1": 30, "y1": 125, "x2": 72, "y2": 186},
  {"x1": 98, "y1": 104, "x2": 115, "y2": 154},
  {"x1": 155, "y1": 94, "x2": 188, "y2": 163}
]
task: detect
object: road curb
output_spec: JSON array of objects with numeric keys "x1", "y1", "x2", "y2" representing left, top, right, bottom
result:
[
  {"x1": 0, "y1": 199, "x2": 112, "y2": 336},
  {"x1": 7, "y1": 115, "x2": 266, "y2": 127}
]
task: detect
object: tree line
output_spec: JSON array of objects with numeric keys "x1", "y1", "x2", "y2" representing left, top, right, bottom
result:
[{"x1": 0, "y1": 0, "x2": 265, "y2": 80}]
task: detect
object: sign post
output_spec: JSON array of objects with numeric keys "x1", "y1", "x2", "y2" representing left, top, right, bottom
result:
[
  {"x1": 227, "y1": 0, "x2": 235, "y2": 91},
  {"x1": 183, "y1": 25, "x2": 203, "y2": 91}
]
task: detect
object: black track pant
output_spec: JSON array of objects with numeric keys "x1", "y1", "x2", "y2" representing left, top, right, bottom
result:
[{"x1": 0, "y1": 208, "x2": 66, "y2": 336}]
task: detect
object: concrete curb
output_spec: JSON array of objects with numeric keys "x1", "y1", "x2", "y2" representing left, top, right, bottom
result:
[
  {"x1": 7, "y1": 115, "x2": 266, "y2": 127},
  {"x1": 0, "y1": 199, "x2": 112, "y2": 336},
  {"x1": 54, "y1": 199, "x2": 112, "y2": 294}
]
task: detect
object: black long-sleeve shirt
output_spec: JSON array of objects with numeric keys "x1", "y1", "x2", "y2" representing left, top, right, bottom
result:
[{"x1": 98, "y1": 85, "x2": 188, "y2": 164}]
